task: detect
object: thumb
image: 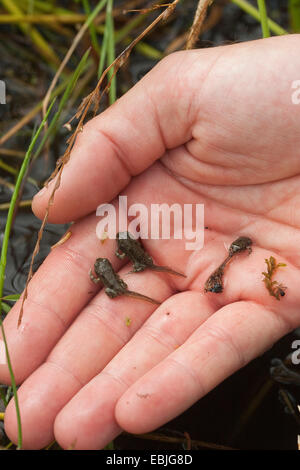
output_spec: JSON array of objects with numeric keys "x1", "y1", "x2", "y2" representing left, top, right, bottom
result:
[{"x1": 32, "y1": 49, "x2": 215, "y2": 223}]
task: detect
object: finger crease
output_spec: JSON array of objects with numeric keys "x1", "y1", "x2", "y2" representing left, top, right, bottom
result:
[
  {"x1": 101, "y1": 369, "x2": 131, "y2": 389},
  {"x1": 194, "y1": 324, "x2": 247, "y2": 369},
  {"x1": 45, "y1": 359, "x2": 85, "y2": 387},
  {"x1": 97, "y1": 128, "x2": 134, "y2": 177},
  {"x1": 85, "y1": 305, "x2": 128, "y2": 346},
  {"x1": 141, "y1": 324, "x2": 180, "y2": 352},
  {"x1": 24, "y1": 297, "x2": 68, "y2": 330},
  {"x1": 166, "y1": 356, "x2": 207, "y2": 397}
]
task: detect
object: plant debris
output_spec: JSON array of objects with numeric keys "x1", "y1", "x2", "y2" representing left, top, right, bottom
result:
[{"x1": 262, "y1": 256, "x2": 287, "y2": 300}]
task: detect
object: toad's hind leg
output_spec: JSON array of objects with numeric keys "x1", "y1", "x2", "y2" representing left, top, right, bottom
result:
[
  {"x1": 132, "y1": 263, "x2": 147, "y2": 273},
  {"x1": 105, "y1": 287, "x2": 120, "y2": 298},
  {"x1": 89, "y1": 269, "x2": 101, "y2": 284},
  {"x1": 115, "y1": 249, "x2": 126, "y2": 260}
]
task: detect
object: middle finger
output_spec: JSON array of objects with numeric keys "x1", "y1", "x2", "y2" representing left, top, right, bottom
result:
[{"x1": 4, "y1": 264, "x2": 173, "y2": 448}]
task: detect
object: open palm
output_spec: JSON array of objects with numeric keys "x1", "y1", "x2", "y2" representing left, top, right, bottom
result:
[{"x1": 1, "y1": 35, "x2": 300, "y2": 449}]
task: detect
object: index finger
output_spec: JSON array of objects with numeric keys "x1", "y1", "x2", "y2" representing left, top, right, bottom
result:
[{"x1": 0, "y1": 214, "x2": 120, "y2": 384}]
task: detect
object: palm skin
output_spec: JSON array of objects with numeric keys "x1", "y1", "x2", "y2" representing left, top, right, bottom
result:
[{"x1": 1, "y1": 35, "x2": 300, "y2": 449}]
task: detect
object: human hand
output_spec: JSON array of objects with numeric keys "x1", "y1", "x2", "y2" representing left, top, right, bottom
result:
[{"x1": 1, "y1": 35, "x2": 300, "y2": 449}]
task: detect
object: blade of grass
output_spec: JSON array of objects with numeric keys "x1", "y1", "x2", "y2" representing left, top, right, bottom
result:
[
  {"x1": 0, "y1": 159, "x2": 17, "y2": 175},
  {"x1": 26, "y1": 0, "x2": 34, "y2": 15},
  {"x1": 231, "y1": 0, "x2": 288, "y2": 35},
  {"x1": 1, "y1": 295, "x2": 20, "y2": 301},
  {"x1": 104, "y1": 440, "x2": 115, "y2": 449},
  {"x1": 66, "y1": 63, "x2": 97, "y2": 110},
  {"x1": 257, "y1": 0, "x2": 270, "y2": 37},
  {"x1": 0, "y1": 74, "x2": 70, "y2": 147},
  {"x1": 0, "y1": 302, "x2": 11, "y2": 314},
  {"x1": 34, "y1": 49, "x2": 91, "y2": 160},
  {"x1": 97, "y1": 19, "x2": 163, "y2": 75},
  {"x1": 0, "y1": 149, "x2": 25, "y2": 159},
  {"x1": 1, "y1": 0, "x2": 60, "y2": 67},
  {"x1": 0, "y1": 13, "x2": 88, "y2": 24},
  {"x1": 289, "y1": 0, "x2": 300, "y2": 32},
  {"x1": 114, "y1": 11, "x2": 148, "y2": 43},
  {"x1": 0, "y1": 298, "x2": 17, "y2": 317},
  {"x1": 106, "y1": 0, "x2": 117, "y2": 104},
  {"x1": 0, "y1": 159, "x2": 38, "y2": 187},
  {"x1": 42, "y1": 0, "x2": 108, "y2": 117},
  {"x1": 123, "y1": 39, "x2": 163, "y2": 60},
  {"x1": 0, "y1": 99, "x2": 56, "y2": 450},
  {"x1": 97, "y1": 10, "x2": 164, "y2": 65},
  {"x1": 0, "y1": 200, "x2": 32, "y2": 210},
  {"x1": 5, "y1": 386, "x2": 12, "y2": 404},
  {"x1": 98, "y1": 14, "x2": 109, "y2": 78},
  {"x1": 18, "y1": 0, "x2": 72, "y2": 15},
  {"x1": 82, "y1": 0, "x2": 101, "y2": 54}
]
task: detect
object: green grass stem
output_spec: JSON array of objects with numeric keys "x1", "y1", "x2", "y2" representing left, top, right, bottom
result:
[
  {"x1": 82, "y1": 0, "x2": 101, "y2": 54},
  {"x1": 33, "y1": 49, "x2": 91, "y2": 160},
  {"x1": 0, "y1": 100, "x2": 56, "y2": 449},
  {"x1": 231, "y1": 0, "x2": 287, "y2": 35},
  {"x1": 257, "y1": 0, "x2": 270, "y2": 37},
  {"x1": 106, "y1": 0, "x2": 117, "y2": 104}
]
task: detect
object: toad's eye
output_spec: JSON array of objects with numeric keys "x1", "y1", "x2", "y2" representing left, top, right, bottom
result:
[{"x1": 229, "y1": 236, "x2": 252, "y2": 254}]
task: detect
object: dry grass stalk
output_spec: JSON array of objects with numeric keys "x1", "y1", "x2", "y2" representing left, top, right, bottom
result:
[
  {"x1": 18, "y1": 0, "x2": 180, "y2": 326},
  {"x1": 186, "y1": 0, "x2": 214, "y2": 50},
  {"x1": 166, "y1": 2, "x2": 223, "y2": 54}
]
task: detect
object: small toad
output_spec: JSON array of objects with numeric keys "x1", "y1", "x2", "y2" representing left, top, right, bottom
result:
[
  {"x1": 116, "y1": 231, "x2": 186, "y2": 277},
  {"x1": 89, "y1": 257, "x2": 161, "y2": 305},
  {"x1": 204, "y1": 236, "x2": 253, "y2": 293}
]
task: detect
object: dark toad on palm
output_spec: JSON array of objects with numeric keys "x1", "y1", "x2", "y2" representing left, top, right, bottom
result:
[
  {"x1": 116, "y1": 231, "x2": 186, "y2": 277},
  {"x1": 204, "y1": 236, "x2": 253, "y2": 294},
  {"x1": 89, "y1": 257, "x2": 161, "y2": 305}
]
